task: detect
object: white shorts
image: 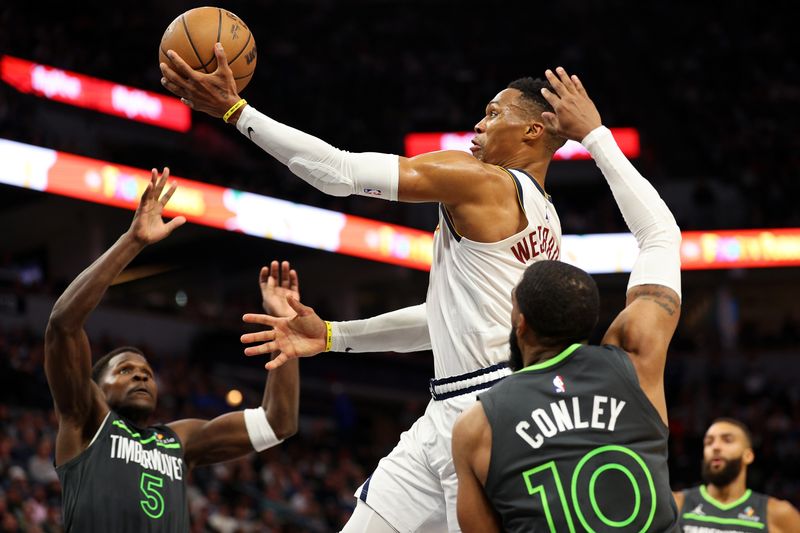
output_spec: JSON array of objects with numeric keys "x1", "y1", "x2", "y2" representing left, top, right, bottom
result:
[{"x1": 354, "y1": 393, "x2": 478, "y2": 533}]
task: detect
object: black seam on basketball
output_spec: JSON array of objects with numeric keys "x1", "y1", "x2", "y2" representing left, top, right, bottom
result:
[
  {"x1": 234, "y1": 72, "x2": 254, "y2": 80},
  {"x1": 227, "y1": 31, "x2": 252, "y2": 66},
  {"x1": 181, "y1": 15, "x2": 209, "y2": 73},
  {"x1": 216, "y1": 9, "x2": 222, "y2": 47}
]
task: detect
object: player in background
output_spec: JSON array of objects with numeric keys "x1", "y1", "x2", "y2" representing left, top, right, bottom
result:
[
  {"x1": 451, "y1": 66, "x2": 682, "y2": 532},
  {"x1": 45, "y1": 168, "x2": 300, "y2": 532},
  {"x1": 675, "y1": 418, "x2": 800, "y2": 532},
  {"x1": 162, "y1": 43, "x2": 566, "y2": 532}
]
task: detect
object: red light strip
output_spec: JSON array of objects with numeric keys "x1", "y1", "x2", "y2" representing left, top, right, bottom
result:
[
  {"x1": 1, "y1": 55, "x2": 191, "y2": 132},
  {"x1": 2, "y1": 138, "x2": 797, "y2": 273}
]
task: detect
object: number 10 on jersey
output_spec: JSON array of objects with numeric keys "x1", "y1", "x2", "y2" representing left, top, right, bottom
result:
[{"x1": 523, "y1": 445, "x2": 657, "y2": 532}]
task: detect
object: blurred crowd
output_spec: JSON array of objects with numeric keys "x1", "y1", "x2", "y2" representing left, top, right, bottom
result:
[
  {"x1": 2, "y1": 1, "x2": 798, "y2": 233},
  {"x1": 1, "y1": 2, "x2": 799, "y2": 530},
  {"x1": 1, "y1": 320, "x2": 799, "y2": 532},
  {"x1": 0, "y1": 325, "x2": 408, "y2": 532}
]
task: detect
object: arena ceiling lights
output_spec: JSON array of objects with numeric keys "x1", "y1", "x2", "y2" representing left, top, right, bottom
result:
[
  {"x1": 0, "y1": 55, "x2": 191, "y2": 132},
  {"x1": 1, "y1": 137, "x2": 799, "y2": 273}
]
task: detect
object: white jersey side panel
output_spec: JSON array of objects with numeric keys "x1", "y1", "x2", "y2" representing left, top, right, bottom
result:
[{"x1": 426, "y1": 168, "x2": 562, "y2": 378}]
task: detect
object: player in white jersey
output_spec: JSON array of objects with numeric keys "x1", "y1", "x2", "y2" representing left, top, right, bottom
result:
[{"x1": 161, "y1": 47, "x2": 567, "y2": 532}]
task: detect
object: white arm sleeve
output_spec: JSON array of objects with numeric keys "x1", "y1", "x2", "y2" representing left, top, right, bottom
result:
[
  {"x1": 235, "y1": 105, "x2": 399, "y2": 201},
  {"x1": 329, "y1": 303, "x2": 431, "y2": 353},
  {"x1": 582, "y1": 126, "x2": 682, "y2": 300}
]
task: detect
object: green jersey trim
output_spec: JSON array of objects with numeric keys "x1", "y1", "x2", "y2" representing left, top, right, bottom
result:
[
  {"x1": 681, "y1": 513, "x2": 765, "y2": 529},
  {"x1": 112, "y1": 420, "x2": 181, "y2": 449},
  {"x1": 516, "y1": 343, "x2": 583, "y2": 374},
  {"x1": 700, "y1": 485, "x2": 752, "y2": 511}
]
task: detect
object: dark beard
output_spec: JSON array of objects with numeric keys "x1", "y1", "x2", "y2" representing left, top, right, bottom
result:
[
  {"x1": 508, "y1": 329, "x2": 524, "y2": 371},
  {"x1": 701, "y1": 456, "x2": 743, "y2": 487}
]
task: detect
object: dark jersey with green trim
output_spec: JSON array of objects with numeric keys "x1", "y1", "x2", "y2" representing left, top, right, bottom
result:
[
  {"x1": 679, "y1": 485, "x2": 769, "y2": 532},
  {"x1": 479, "y1": 343, "x2": 678, "y2": 532},
  {"x1": 56, "y1": 410, "x2": 189, "y2": 532}
]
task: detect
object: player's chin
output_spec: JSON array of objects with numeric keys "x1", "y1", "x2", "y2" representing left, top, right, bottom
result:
[{"x1": 125, "y1": 395, "x2": 157, "y2": 411}]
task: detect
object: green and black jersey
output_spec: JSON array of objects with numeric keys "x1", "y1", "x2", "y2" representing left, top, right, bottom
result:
[
  {"x1": 679, "y1": 485, "x2": 769, "y2": 532},
  {"x1": 479, "y1": 343, "x2": 678, "y2": 532},
  {"x1": 56, "y1": 410, "x2": 189, "y2": 532}
]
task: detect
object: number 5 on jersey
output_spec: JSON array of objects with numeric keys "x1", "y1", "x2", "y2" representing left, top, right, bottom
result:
[{"x1": 140, "y1": 473, "x2": 165, "y2": 519}]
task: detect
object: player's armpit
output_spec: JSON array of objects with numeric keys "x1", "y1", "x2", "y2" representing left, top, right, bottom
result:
[
  {"x1": 398, "y1": 151, "x2": 505, "y2": 205},
  {"x1": 452, "y1": 405, "x2": 501, "y2": 533},
  {"x1": 768, "y1": 497, "x2": 800, "y2": 533}
]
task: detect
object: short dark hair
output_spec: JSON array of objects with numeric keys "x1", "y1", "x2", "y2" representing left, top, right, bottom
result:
[
  {"x1": 507, "y1": 77, "x2": 568, "y2": 153},
  {"x1": 516, "y1": 261, "x2": 599, "y2": 347},
  {"x1": 710, "y1": 417, "x2": 753, "y2": 448},
  {"x1": 91, "y1": 346, "x2": 146, "y2": 383}
]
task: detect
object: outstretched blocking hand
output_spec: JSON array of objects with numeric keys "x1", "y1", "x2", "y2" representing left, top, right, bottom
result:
[
  {"x1": 241, "y1": 298, "x2": 327, "y2": 371},
  {"x1": 540, "y1": 67, "x2": 603, "y2": 142},
  {"x1": 160, "y1": 43, "x2": 241, "y2": 119},
  {"x1": 129, "y1": 168, "x2": 186, "y2": 245},
  {"x1": 259, "y1": 260, "x2": 300, "y2": 318}
]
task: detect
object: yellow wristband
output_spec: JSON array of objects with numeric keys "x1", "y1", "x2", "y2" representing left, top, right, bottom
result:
[
  {"x1": 222, "y1": 98, "x2": 247, "y2": 123},
  {"x1": 324, "y1": 321, "x2": 333, "y2": 352}
]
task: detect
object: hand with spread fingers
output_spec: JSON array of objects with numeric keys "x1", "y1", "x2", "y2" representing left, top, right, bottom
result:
[
  {"x1": 539, "y1": 66, "x2": 603, "y2": 142},
  {"x1": 159, "y1": 43, "x2": 242, "y2": 119},
  {"x1": 241, "y1": 289, "x2": 327, "y2": 371},
  {"x1": 259, "y1": 260, "x2": 300, "y2": 318},
  {"x1": 129, "y1": 167, "x2": 186, "y2": 245}
]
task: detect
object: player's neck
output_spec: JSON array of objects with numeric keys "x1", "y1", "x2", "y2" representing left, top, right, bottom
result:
[
  {"x1": 500, "y1": 153, "x2": 550, "y2": 192},
  {"x1": 522, "y1": 343, "x2": 572, "y2": 368},
  {"x1": 706, "y1": 474, "x2": 748, "y2": 504}
]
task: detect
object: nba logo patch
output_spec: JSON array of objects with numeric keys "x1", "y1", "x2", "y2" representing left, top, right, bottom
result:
[{"x1": 553, "y1": 375, "x2": 566, "y2": 393}]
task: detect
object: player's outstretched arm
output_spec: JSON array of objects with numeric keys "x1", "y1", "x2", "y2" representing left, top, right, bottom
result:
[
  {"x1": 170, "y1": 260, "x2": 300, "y2": 469},
  {"x1": 45, "y1": 169, "x2": 185, "y2": 465},
  {"x1": 452, "y1": 403, "x2": 502, "y2": 533},
  {"x1": 159, "y1": 45, "x2": 502, "y2": 207},
  {"x1": 539, "y1": 67, "x2": 682, "y2": 424},
  {"x1": 241, "y1": 302, "x2": 432, "y2": 371},
  {"x1": 768, "y1": 497, "x2": 800, "y2": 533}
]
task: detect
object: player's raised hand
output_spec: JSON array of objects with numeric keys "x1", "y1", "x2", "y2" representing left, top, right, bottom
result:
[
  {"x1": 128, "y1": 167, "x2": 186, "y2": 246},
  {"x1": 540, "y1": 67, "x2": 602, "y2": 142},
  {"x1": 241, "y1": 297, "x2": 327, "y2": 370},
  {"x1": 259, "y1": 260, "x2": 300, "y2": 317},
  {"x1": 160, "y1": 43, "x2": 241, "y2": 119}
]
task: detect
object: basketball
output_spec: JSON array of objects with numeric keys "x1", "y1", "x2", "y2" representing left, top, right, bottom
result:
[{"x1": 159, "y1": 7, "x2": 257, "y2": 92}]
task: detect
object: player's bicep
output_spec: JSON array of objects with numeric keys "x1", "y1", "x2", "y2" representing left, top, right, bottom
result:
[
  {"x1": 602, "y1": 284, "x2": 680, "y2": 362},
  {"x1": 44, "y1": 323, "x2": 100, "y2": 421},
  {"x1": 170, "y1": 412, "x2": 251, "y2": 468},
  {"x1": 452, "y1": 407, "x2": 501, "y2": 533},
  {"x1": 397, "y1": 151, "x2": 490, "y2": 204}
]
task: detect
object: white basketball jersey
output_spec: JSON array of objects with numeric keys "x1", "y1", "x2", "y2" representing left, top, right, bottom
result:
[{"x1": 426, "y1": 168, "x2": 562, "y2": 378}]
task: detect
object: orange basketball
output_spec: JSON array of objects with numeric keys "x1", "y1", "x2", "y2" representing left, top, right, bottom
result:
[{"x1": 159, "y1": 6, "x2": 257, "y2": 92}]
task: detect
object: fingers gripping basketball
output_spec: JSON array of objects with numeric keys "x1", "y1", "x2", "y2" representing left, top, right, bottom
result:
[{"x1": 159, "y1": 6, "x2": 257, "y2": 92}]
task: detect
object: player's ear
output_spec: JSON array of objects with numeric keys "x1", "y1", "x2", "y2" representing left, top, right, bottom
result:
[
  {"x1": 524, "y1": 121, "x2": 546, "y2": 142},
  {"x1": 516, "y1": 314, "x2": 529, "y2": 338},
  {"x1": 743, "y1": 448, "x2": 755, "y2": 466}
]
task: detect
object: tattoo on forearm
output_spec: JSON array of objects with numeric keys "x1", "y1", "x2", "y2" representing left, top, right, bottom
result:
[{"x1": 633, "y1": 287, "x2": 679, "y2": 316}]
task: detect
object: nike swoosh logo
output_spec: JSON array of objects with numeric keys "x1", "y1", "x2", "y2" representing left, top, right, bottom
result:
[{"x1": 247, "y1": 126, "x2": 254, "y2": 140}]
